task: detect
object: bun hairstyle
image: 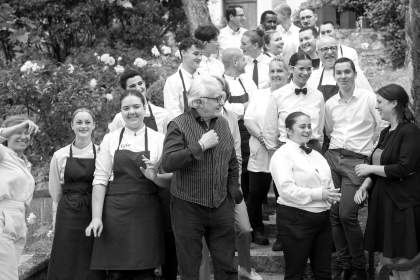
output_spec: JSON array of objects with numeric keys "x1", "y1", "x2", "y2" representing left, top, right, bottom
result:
[
  {"x1": 377, "y1": 84, "x2": 415, "y2": 124},
  {"x1": 285, "y1": 111, "x2": 310, "y2": 130},
  {"x1": 120, "y1": 90, "x2": 146, "y2": 107},
  {"x1": 71, "y1": 108, "x2": 95, "y2": 123}
]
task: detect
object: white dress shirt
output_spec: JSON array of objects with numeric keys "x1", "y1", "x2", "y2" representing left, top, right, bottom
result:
[
  {"x1": 244, "y1": 88, "x2": 271, "y2": 173},
  {"x1": 224, "y1": 74, "x2": 258, "y2": 119},
  {"x1": 325, "y1": 88, "x2": 382, "y2": 156},
  {"x1": 270, "y1": 139, "x2": 333, "y2": 213},
  {"x1": 338, "y1": 44, "x2": 360, "y2": 68},
  {"x1": 48, "y1": 143, "x2": 97, "y2": 203},
  {"x1": 108, "y1": 103, "x2": 171, "y2": 134},
  {"x1": 308, "y1": 66, "x2": 373, "y2": 92},
  {"x1": 244, "y1": 53, "x2": 271, "y2": 89},
  {"x1": 93, "y1": 126, "x2": 165, "y2": 186},
  {"x1": 218, "y1": 25, "x2": 247, "y2": 51},
  {"x1": 197, "y1": 55, "x2": 225, "y2": 77},
  {"x1": 163, "y1": 65, "x2": 198, "y2": 119},
  {"x1": 263, "y1": 82, "x2": 325, "y2": 150},
  {"x1": 0, "y1": 144, "x2": 34, "y2": 206},
  {"x1": 276, "y1": 23, "x2": 300, "y2": 64}
]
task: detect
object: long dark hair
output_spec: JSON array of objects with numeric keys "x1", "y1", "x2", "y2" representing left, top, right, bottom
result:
[{"x1": 377, "y1": 84, "x2": 415, "y2": 124}]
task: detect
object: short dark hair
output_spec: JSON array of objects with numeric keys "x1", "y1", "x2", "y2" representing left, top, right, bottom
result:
[
  {"x1": 120, "y1": 90, "x2": 146, "y2": 107},
  {"x1": 289, "y1": 51, "x2": 312, "y2": 67},
  {"x1": 243, "y1": 30, "x2": 264, "y2": 48},
  {"x1": 299, "y1": 7, "x2": 316, "y2": 16},
  {"x1": 226, "y1": 5, "x2": 243, "y2": 22},
  {"x1": 120, "y1": 69, "x2": 142, "y2": 90},
  {"x1": 299, "y1": 26, "x2": 319, "y2": 38},
  {"x1": 178, "y1": 37, "x2": 203, "y2": 58},
  {"x1": 333, "y1": 57, "x2": 356, "y2": 73},
  {"x1": 194, "y1": 25, "x2": 219, "y2": 42},
  {"x1": 285, "y1": 111, "x2": 310, "y2": 130},
  {"x1": 260, "y1": 10, "x2": 276, "y2": 24},
  {"x1": 321, "y1": 20, "x2": 335, "y2": 28}
]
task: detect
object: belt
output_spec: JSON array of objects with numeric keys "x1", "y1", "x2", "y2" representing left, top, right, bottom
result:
[{"x1": 329, "y1": 148, "x2": 367, "y2": 159}]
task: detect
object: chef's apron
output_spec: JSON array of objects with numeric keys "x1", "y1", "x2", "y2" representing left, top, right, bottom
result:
[
  {"x1": 144, "y1": 103, "x2": 158, "y2": 132},
  {"x1": 48, "y1": 144, "x2": 104, "y2": 280},
  {"x1": 318, "y1": 69, "x2": 339, "y2": 153},
  {"x1": 90, "y1": 127, "x2": 163, "y2": 270}
]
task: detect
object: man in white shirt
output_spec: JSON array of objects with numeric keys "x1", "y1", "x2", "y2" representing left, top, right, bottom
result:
[
  {"x1": 163, "y1": 37, "x2": 202, "y2": 119},
  {"x1": 218, "y1": 6, "x2": 247, "y2": 51},
  {"x1": 274, "y1": 3, "x2": 299, "y2": 64},
  {"x1": 299, "y1": 8, "x2": 318, "y2": 29},
  {"x1": 299, "y1": 27, "x2": 321, "y2": 69},
  {"x1": 241, "y1": 30, "x2": 270, "y2": 89},
  {"x1": 307, "y1": 36, "x2": 373, "y2": 102},
  {"x1": 108, "y1": 69, "x2": 171, "y2": 134},
  {"x1": 194, "y1": 25, "x2": 225, "y2": 77},
  {"x1": 319, "y1": 21, "x2": 360, "y2": 68},
  {"x1": 324, "y1": 57, "x2": 381, "y2": 280}
]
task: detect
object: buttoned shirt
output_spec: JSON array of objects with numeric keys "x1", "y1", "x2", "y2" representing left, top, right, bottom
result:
[
  {"x1": 244, "y1": 53, "x2": 271, "y2": 89},
  {"x1": 224, "y1": 74, "x2": 258, "y2": 119},
  {"x1": 244, "y1": 88, "x2": 271, "y2": 173},
  {"x1": 263, "y1": 82, "x2": 325, "y2": 150},
  {"x1": 0, "y1": 144, "x2": 34, "y2": 206},
  {"x1": 308, "y1": 66, "x2": 373, "y2": 92},
  {"x1": 163, "y1": 65, "x2": 198, "y2": 119},
  {"x1": 325, "y1": 88, "x2": 382, "y2": 156},
  {"x1": 276, "y1": 23, "x2": 300, "y2": 64},
  {"x1": 93, "y1": 126, "x2": 165, "y2": 186},
  {"x1": 108, "y1": 103, "x2": 171, "y2": 134},
  {"x1": 270, "y1": 139, "x2": 333, "y2": 213},
  {"x1": 218, "y1": 25, "x2": 247, "y2": 51},
  {"x1": 197, "y1": 55, "x2": 225, "y2": 77},
  {"x1": 49, "y1": 143, "x2": 98, "y2": 203}
]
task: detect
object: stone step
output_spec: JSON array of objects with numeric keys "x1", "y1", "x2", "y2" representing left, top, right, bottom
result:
[{"x1": 248, "y1": 238, "x2": 284, "y2": 273}]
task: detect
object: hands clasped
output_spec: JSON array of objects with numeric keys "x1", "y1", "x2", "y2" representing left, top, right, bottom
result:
[{"x1": 322, "y1": 187, "x2": 341, "y2": 204}]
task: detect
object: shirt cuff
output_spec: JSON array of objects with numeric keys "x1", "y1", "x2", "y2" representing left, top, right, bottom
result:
[
  {"x1": 188, "y1": 142, "x2": 204, "y2": 160},
  {"x1": 310, "y1": 188, "x2": 323, "y2": 201}
]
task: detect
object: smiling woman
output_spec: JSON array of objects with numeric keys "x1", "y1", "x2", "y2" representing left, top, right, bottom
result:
[{"x1": 0, "y1": 115, "x2": 38, "y2": 280}]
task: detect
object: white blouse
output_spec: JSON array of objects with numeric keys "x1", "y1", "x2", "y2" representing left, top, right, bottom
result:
[
  {"x1": 93, "y1": 126, "x2": 165, "y2": 186},
  {"x1": 48, "y1": 142, "x2": 97, "y2": 203},
  {"x1": 270, "y1": 139, "x2": 334, "y2": 213},
  {"x1": 244, "y1": 88, "x2": 271, "y2": 173},
  {"x1": 0, "y1": 144, "x2": 34, "y2": 206}
]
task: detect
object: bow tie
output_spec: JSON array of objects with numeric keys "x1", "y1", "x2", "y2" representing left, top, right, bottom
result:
[
  {"x1": 295, "y1": 88, "x2": 307, "y2": 95},
  {"x1": 300, "y1": 145, "x2": 312, "y2": 154}
]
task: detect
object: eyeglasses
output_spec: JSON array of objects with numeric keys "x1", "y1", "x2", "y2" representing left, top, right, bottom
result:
[
  {"x1": 201, "y1": 95, "x2": 225, "y2": 104},
  {"x1": 319, "y1": 46, "x2": 338, "y2": 53}
]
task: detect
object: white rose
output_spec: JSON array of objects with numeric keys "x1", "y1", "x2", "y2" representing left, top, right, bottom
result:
[
  {"x1": 114, "y1": 65, "x2": 125, "y2": 74},
  {"x1": 105, "y1": 93, "x2": 113, "y2": 101},
  {"x1": 118, "y1": 0, "x2": 133, "y2": 8},
  {"x1": 100, "y1": 53, "x2": 110, "y2": 63},
  {"x1": 133, "y1": 57, "x2": 147, "y2": 68},
  {"x1": 89, "y1": 78, "x2": 98, "y2": 88},
  {"x1": 26, "y1": 212, "x2": 37, "y2": 225},
  {"x1": 20, "y1": 61, "x2": 31, "y2": 72},
  {"x1": 47, "y1": 230, "x2": 54, "y2": 238},
  {"x1": 107, "y1": 56, "x2": 116, "y2": 66},
  {"x1": 117, "y1": 56, "x2": 122, "y2": 61},
  {"x1": 94, "y1": 52, "x2": 98, "y2": 56},
  {"x1": 161, "y1": 45, "x2": 171, "y2": 55},
  {"x1": 31, "y1": 63, "x2": 43, "y2": 72},
  {"x1": 151, "y1": 46, "x2": 160, "y2": 57},
  {"x1": 67, "y1": 64, "x2": 75, "y2": 74},
  {"x1": 361, "y1": 42, "x2": 369, "y2": 50}
]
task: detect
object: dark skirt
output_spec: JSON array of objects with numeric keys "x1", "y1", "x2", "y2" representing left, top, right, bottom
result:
[{"x1": 365, "y1": 184, "x2": 420, "y2": 259}]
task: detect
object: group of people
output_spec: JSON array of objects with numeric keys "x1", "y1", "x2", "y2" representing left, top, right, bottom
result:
[{"x1": 1, "y1": 3, "x2": 420, "y2": 280}]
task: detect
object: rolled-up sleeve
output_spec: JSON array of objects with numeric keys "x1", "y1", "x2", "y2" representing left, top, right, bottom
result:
[{"x1": 161, "y1": 121, "x2": 204, "y2": 172}]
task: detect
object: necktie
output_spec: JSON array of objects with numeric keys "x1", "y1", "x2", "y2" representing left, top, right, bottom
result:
[
  {"x1": 252, "y1": 59, "x2": 258, "y2": 87},
  {"x1": 300, "y1": 145, "x2": 312, "y2": 154},
  {"x1": 295, "y1": 88, "x2": 307, "y2": 95}
]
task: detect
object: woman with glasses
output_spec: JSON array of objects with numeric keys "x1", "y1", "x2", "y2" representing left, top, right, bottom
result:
[{"x1": 0, "y1": 116, "x2": 38, "y2": 280}]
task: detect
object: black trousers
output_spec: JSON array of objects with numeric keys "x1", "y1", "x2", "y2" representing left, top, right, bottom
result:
[
  {"x1": 246, "y1": 171, "x2": 272, "y2": 232},
  {"x1": 107, "y1": 269, "x2": 154, "y2": 280},
  {"x1": 277, "y1": 204, "x2": 332, "y2": 280},
  {"x1": 170, "y1": 196, "x2": 237, "y2": 280}
]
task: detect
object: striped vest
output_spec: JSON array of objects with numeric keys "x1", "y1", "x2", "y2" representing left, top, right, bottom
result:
[{"x1": 170, "y1": 112, "x2": 236, "y2": 208}]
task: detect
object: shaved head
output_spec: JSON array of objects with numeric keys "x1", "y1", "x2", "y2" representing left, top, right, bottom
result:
[{"x1": 222, "y1": 48, "x2": 243, "y2": 68}]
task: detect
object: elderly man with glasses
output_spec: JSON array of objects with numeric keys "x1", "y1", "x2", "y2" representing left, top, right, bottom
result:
[{"x1": 162, "y1": 74, "x2": 242, "y2": 280}]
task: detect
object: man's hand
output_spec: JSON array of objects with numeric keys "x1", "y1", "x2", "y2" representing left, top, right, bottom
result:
[{"x1": 198, "y1": 130, "x2": 219, "y2": 151}]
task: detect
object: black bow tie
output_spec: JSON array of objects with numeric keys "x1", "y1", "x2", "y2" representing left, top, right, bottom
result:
[
  {"x1": 295, "y1": 88, "x2": 307, "y2": 95},
  {"x1": 300, "y1": 145, "x2": 312, "y2": 154}
]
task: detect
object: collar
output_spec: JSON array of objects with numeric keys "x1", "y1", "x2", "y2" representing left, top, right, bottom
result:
[
  {"x1": 224, "y1": 74, "x2": 239, "y2": 80},
  {"x1": 124, "y1": 125, "x2": 146, "y2": 136},
  {"x1": 284, "y1": 138, "x2": 306, "y2": 153},
  {"x1": 338, "y1": 87, "x2": 360, "y2": 102},
  {"x1": 291, "y1": 81, "x2": 308, "y2": 91},
  {"x1": 179, "y1": 65, "x2": 195, "y2": 79},
  {"x1": 71, "y1": 141, "x2": 93, "y2": 151},
  {"x1": 255, "y1": 52, "x2": 265, "y2": 62},
  {"x1": 226, "y1": 24, "x2": 242, "y2": 35}
]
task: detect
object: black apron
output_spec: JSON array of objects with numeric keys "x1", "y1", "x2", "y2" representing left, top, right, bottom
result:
[
  {"x1": 317, "y1": 68, "x2": 339, "y2": 102},
  {"x1": 48, "y1": 144, "x2": 104, "y2": 280},
  {"x1": 179, "y1": 70, "x2": 189, "y2": 113},
  {"x1": 228, "y1": 78, "x2": 250, "y2": 169},
  {"x1": 90, "y1": 127, "x2": 164, "y2": 270},
  {"x1": 144, "y1": 103, "x2": 158, "y2": 132}
]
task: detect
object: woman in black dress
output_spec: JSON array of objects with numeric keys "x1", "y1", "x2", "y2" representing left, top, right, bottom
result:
[{"x1": 354, "y1": 84, "x2": 420, "y2": 280}]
